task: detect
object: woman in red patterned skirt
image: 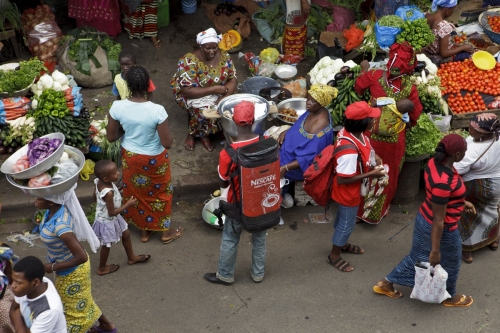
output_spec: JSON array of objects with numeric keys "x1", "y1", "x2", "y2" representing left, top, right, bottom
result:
[
  {"x1": 354, "y1": 42, "x2": 423, "y2": 224},
  {"x1": 121, "y1": 0, "x2": 162, "y2": 48},
  {"x1": 107, "y1": 65, "x2": 184, "y2": 244},
  {"x1": 68, "y1": 0, "x2": 122, "y2": 37}
]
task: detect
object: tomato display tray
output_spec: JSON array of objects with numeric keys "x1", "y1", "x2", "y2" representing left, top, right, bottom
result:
[{"x1": 443, "y1": 92, "x2": 500, "y2": 129}]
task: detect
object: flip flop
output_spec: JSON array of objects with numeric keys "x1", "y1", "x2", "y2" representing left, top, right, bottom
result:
[
  {"x1": 97, "y1": 264, "x2": 120, "y2": 276},
  {"x1": 442, "y1": 295, "x2": 474, "y2": 307},
  {"x1": 89, "y1": 326, "x2": 117, "y2": 333},
  {"x1": 153, "y1": 39, "x2": 162, "y2": 49},
  {"x1": 128, "y1": 254, "x2": 151, "y2": 265},
  {"x1": 200, "y1": 137, "x2": 214, "y2": 152},
  {"x1": 373, "y1": 285, "x2": 403, "y2": 298},
  {"x1": 161, "y1": 227, "x2": 184, "y2": 244}
]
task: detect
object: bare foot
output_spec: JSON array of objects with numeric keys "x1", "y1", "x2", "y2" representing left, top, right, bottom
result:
[
  {"x1": 97, "y1": 264, "x2": 120, "y2": 276},
  {"x1": 151, "y1": 36, "x2": 162, "y2": 49},
  {"x1": 140, "y1": 230, "x2": 152, "y2": 243},
  {"x1": 184, "y1": 134, "x2": 195, "y2": 151}
]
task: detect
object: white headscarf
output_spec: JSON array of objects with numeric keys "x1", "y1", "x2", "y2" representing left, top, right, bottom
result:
[
  {"x1": 44, "y1": 184, "x2": 100, "y2": 253},
  {"x1": 196, "y1": 28, "x2": 222, "y2": 45}
]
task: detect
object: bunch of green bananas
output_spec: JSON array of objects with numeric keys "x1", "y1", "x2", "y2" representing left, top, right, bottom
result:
[{"x1": 327, "y1": 65, "x2": 363, "y2": 126}]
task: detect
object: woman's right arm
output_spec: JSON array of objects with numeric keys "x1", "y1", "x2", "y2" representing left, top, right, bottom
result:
[
  {"x1": 439, "y1": 34, "x2": 474, "y2": 58},
  {"x1": 106, "y1": 112, "x2": 124, "y2": 142},
  {"x1": 44, "y1": 232, "x2": 88, "y2": 274},
  {"x1": 180, "y1": 85, "x2": 227, "y2": 99},
  {"x1": 157, "y1": 119, "x2": 173, "y2": 149},
  {"x1": 429, "y1": 203, "x2": 446, "y2": 266}
]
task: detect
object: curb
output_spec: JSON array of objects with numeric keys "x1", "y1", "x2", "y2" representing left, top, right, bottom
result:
[{"x1": 0, "y1": 174, "x2": 219, "y2": 224}]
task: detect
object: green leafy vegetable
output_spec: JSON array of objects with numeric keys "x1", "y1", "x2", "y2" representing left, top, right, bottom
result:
[
  {"x1": 0, "y1": 58, "x2": 46, "y2": 94},
  {"x1": 406, "y1": 113, "x2": 444, "y2": 158},
  {"x1": 307, "y1": 5, "x2": 332, "y2": 37},
  {"x1": 254, "y1": 4, "x2": 285, "y2": 41}
]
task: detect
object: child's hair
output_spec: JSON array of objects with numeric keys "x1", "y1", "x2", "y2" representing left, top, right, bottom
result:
[
  {"x1": 344, "y1": 117, "x2": 373, "y2": 133},
  {"x1": 125, "y1": 66, "x2": 150, "y2": 97},
  {"x1": 13, "y1": 256, "x2": 45, "y2": 282},
  {"x1": 396, "y1": 98, "x2": 414, "y2": 114},
  {"x1": 118, "y1": 49, "x2": 136, "y2": 64},
  {"x1": 94, "y1": 160, "x2": 116, "y2": 181}
]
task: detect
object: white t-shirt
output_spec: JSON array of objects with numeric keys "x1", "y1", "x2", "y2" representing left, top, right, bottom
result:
[
  {"x1": 109, "y1": 99, "x2": 168, "y2": 155},
  {"x1": 14, "y1": 277, "x2": 67, "y2": 333},
  {"x1": 454, "y1": 136, "x2": 500, "y2": 182}
]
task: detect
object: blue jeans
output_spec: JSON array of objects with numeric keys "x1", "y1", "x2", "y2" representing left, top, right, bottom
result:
[
  {"x1": 216, "y1": 217, "x2": 267, "y2": 283},
  {"x1": 331, "y1": 204, "x2": 358, "y2": 247}
]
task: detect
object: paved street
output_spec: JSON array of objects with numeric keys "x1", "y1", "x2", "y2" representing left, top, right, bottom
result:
[{"x1": 2, "y1": 192, "x2": 499, "y2": 333}]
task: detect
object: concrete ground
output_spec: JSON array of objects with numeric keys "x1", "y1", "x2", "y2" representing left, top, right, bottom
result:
[{"x1": 2, "y1": 1, "x2": 500, "y2": 332}]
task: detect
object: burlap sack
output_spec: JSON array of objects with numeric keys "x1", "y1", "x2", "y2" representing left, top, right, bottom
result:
[{"x1": 57, "y1": 38, "x2": 113, "y2": 88}]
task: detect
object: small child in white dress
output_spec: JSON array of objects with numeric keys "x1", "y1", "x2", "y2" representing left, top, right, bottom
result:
[{"x1": 92, "y1": 160, "x2": 150, "y2": 276}]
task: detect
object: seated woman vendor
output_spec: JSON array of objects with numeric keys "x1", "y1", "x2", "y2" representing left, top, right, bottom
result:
[
  {"x1": 278, "y1": 84, "x2": 337, "y2": 208},
  {"x1": 423, "y1": 0, "x2": 474, "y2": 64}
]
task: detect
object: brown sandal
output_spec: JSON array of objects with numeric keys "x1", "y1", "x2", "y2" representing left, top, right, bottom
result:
[
  {"x1": 341, "y1": 243, "x2": 365, "y2": 254},
  {"x1": 327, "y1": 255, "x2": 353, "y2": 272}
]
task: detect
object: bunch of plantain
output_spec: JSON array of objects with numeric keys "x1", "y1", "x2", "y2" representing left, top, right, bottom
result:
[{"x1": 326, "y1": 65, "x2": 363, "y2": 126}]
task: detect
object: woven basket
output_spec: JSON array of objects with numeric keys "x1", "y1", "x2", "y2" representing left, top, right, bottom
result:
[
  {"x1": 479, "y1": 9, "x2": 500, "y2": 44},
  {"x1": 392, "y1": 155, "x2": 428, "y2": 205}
]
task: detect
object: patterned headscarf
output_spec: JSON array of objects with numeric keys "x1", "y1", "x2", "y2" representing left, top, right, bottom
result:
[
  {"x1": 431, "y1": 0, "x2": 458, "y2": 12},
  {"x1": 387, "y1": 42, "x2": 416, "y2": 77},
  {"x1": 470, "y1": 113, "x2": 500, "y2": 140},
  {"x1": 308, "y1": 84, "x2": 338, "y2": 107},
  {"x1": 196, "y1": 28, "x2": 222, "y2": 45}
]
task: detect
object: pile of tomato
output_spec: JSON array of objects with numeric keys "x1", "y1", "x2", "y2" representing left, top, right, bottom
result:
[
  {"x1": 487, "y1": 15, "x2": 500, "y2": 33},
  {"x1": 438, "y1": 60, "x2": 500, "y2": 96},
  {"x1": 452, "y1": 33, "x2": 467, "y2": 45},
  {"x1": 446, "y1": 92, "x2": 486, "y2": 114}
]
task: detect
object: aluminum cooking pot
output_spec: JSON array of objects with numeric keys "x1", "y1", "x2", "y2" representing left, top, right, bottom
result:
[
  {"x1": 240, "y1": 76, "x2": 280, "y2": 95},
  {"x1": 217, "y1": 94, "x2": 269, "y2": 138}
]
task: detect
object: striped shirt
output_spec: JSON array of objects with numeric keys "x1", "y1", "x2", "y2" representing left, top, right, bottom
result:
[
  {"x1": 420, "y1": 158, "x2": 466, "y2": 231},
  {"x1": 40, "y1": 206, "x2": 76, "y2": 275}
]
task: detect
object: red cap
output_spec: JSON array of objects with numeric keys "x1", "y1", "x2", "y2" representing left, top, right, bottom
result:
[
  {"x1": 344, "y1": 101, "x2": 381, "y2": 120},
  {"x1": 233, "y1": 101, "x2": 255, "y2": 125}
]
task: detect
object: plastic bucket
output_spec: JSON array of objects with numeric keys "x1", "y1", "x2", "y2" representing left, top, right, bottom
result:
[
  {"x1": 158, "y1": 0, "x2": 170, "y2": 27},
  {"x1": 202, "y1": 197, "x2": 225, "y2": 229}
]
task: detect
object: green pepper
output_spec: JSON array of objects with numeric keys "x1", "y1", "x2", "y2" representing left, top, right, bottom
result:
[
  {"x1": 58, "y1": 97, "x2": 66, "y2": 104},
  {"x1": 45, "y1": 102, "x2": 54, "y2": 110},
  {"x1": 51, "y1": 110, "x2": 59, "y2": 117},
  {"x1": 46, "y1": 94, "x2": 55, "y2": 102},
  {"x1": 43, "y1": 110, "x2": 50, "y2": 116},
  {"x1": 59, "y1": 112, "x2": 66, "y2": 118}
]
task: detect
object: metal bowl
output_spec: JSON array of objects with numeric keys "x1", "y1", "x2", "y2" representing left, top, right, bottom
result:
[
  {"x1": 1, "y1": 133, "x2": 66, "y2": 179},
  {"x1": 276, "y1": 98, "x2": 307, "y2": 124},
  {"x1": 0, "y1": 78, "x2": 35, "y2": 98},
  {"x1": 6, "y1": 145, "x2": 84, "y2": 197},
  {"x1": 240, "y1": 77, "x2": 280, "y2": 95},
  {"x1": 217, "y1": 94, "x2": 270, "y2": 137},
  {"x1": 202, "y1": 197, "x2": 225, "y2": 230},
  {"x1": 275, "y1": 65, "x2": 297, "y2": 80}
]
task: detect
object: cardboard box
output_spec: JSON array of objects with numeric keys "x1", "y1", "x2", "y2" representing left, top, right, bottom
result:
[{"x1": 319, "y1": 31, "x2": 346, "y2": 48}]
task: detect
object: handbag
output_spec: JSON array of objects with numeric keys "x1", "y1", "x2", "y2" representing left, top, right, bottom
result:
[{"x1": 410, "y1": 261, "x2": 451, "y2": 303}]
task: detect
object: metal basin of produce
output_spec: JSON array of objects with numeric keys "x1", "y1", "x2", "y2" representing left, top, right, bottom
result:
[
  {"x1": 6, "y1": 145, "x2": 85, "y2": 197},
  {"x1": 202, "y1": 197, "x2": 225, "y2": 230},
  {"x1": 0, "y1": 133, "x2": 65, "y2": 179},
  {"x1": 218, "y1": 94, "x2": 270, "y2": 137},
  {"x1": 276, "y1": 98, "x2": 307, "y2": 124},
  {"x1": 240, "y1": 77, "x2": 280, "y2": 95}
]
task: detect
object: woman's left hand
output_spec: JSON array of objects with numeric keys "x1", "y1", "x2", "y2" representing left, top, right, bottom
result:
[
  {"x1": 44, "y1": 263, "x2": 53, "y2": 274},
  {"x1": 280, "y1": 166, "x2": 287, "y2": 178},
  {"x1": 464, "y1": 201, "x2": 476, "y2": 214}
]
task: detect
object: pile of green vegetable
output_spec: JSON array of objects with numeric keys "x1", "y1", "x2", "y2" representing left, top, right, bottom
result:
[
  {"x1": 359, "y1": 21, "x2": 378, "y2": 61},
  {"x1": 63, "y1": 27, "x2": 121, "y2": 77},
  {"x1": 378, "y1": 15, "x2": 405, "y2": 28},
  {"x1": 0, "y1": 58, "x2": 46, "y2": 94},
  {"x1": 396, "y1": 18, "x2": 435, "y2": 51},
  {"x1": 405, "y1": 113, "x2": 444, "y2": 158},
  {"x1": 34, "y1": 111, "x2": 92, "y2": 149},
  {"x1": 254, "y1": 4, "x2": 285, "y2": 41},
  {"x1": 31, "y1": 89, "x2": 70, "y2": 119},
  {"x1": 307, "y1": 5, "x2": 332, "y2": 37}
]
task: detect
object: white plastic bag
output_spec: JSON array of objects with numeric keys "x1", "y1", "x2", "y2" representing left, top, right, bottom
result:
[
  {"x1": 410, "y1": 262, "x2": 451, "y2": 303},
  {"x1": 51, "y1": 161, "x2": 79, "y2": 184},
  {"x1": 429, "y1": 114, "x2": 452, "y2": 133}
]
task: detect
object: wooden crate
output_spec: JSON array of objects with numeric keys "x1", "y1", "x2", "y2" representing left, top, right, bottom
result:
[{"x1": 449, "y1": 106, "x2": 500, "y2": 129}]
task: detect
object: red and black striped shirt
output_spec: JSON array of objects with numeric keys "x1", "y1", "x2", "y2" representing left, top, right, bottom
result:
[{"x1": 419, "y1": 158, "x2": 466, "y2": 231}]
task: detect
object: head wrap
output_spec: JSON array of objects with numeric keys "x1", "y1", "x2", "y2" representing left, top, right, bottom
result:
[
  {"x1": 431, "y1": 0, "x2": 458, "y2": 12},
  {"x1": 44, "y1": 184, "x2": 100, "y2": 253},
  {"x1": 233, "y1": 101, "x2": 255, "y2": 125},
  {"x1": 436, "y1": 134, "x2": 467, "y2": 156},
  {"x1": 470, "y1": 113, "x2": 500, "y2": 140},
  {"x1": 387, "y1": 42, "x2": 417, "y2": 77},
  {"x1": 308, "y1": 84, "x2": 338, "y2": 107},
  {"x1": 196, "y1": 28, "x2": 222, "y2": 45}
]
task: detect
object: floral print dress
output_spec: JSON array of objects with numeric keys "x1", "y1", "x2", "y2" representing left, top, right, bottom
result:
[{"x1": 171, "y1": 52, "x2": 236, "y2": 137}]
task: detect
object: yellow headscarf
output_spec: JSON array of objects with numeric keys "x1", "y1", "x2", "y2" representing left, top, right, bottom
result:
[{"x1": 308, "y1": 84, "x2": 338, "y2": 107}]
